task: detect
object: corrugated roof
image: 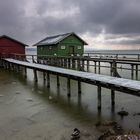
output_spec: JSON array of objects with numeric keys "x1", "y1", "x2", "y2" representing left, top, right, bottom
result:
[
  {"x1": 0, "y1": 35, "x2": 28, "y2": 46},
  {"x1": 33, "y1": 32, "x2": 88, "y2": 46}
]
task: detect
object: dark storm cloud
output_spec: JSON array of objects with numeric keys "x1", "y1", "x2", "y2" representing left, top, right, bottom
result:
[
  {"x1": 0, "y1": 0, "x2": 29, "y2": 42},
  {"x1": 0, "y1": 0, "x2": 140, "y2": 45}
]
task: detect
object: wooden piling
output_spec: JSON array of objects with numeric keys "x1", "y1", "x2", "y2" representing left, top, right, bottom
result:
[
  {"x1": 94, "y1": 61, "x2": 97, "y2": 73},
  {"x1": 57, "y1": 75, "x2": 60, "y2": 87},
  {"x1": 43, "y1": 72, "x2": 46, "y2": 81},
  {"x1": 110, "y1": 62, "x2": 113, "y2": 76},
  {"x1": 138, "y1": 54, "x2": 140, "y2": 61},
  {"x1": 47, "y1": 72, "x2": 50, "y2": 88},
  {"x1": 67, "y1": 77, "x2": 71, "y2": 97},
  {"x1": 112, "y1": 61, "x2": 117, "y2": 77},
  {"x1": 61, "y1": 58, "x2": 64, "y2": 67},
  {"x1": 111, "y1": 90, "x2": 115, "y2": 106},
  {"x1": 131, "y1": 64, "x2": 134, "y2": 79},
  {"x1": 15, "y1": 64, "x2": 19, "y2": 72},
  {"x1": 68, "y1": 58, "x2": 71, "y2": 69},
  {"x1": 72, "y1": 58, "x2": 75, "y2": 69},
  {"x1": 82, "y1": 60, "x2": 84, "y2": 71},
  {"x1": 11, "y1": 63, "x2": 14, "y2": 71},
  {"x1": 64, "y1": 58, "x2": 67, "y2": 68},
  {"x1": 77, "y1": 59, "x2": 81, "y2": 70},
  {"x1": 24, "y1": 67, "x2": 27, "y2": 78},
  {"x1": 87, "y1": 60, "x2": 89, "y2": 72},
  {"x1": 97, "y1": 85, "x2": 101, "y2": 110},
  {"x1": 136, "y1": 65, "x2": 138, "y2": 80},
  {"x1": 32, "y1": 56, "x2": 35, "y2": 63},
  {"x1": 33, "y1": 69, "x2": 38, "y2": 82},
  {"x1": 98, "y1": 61, "x2": 100, "y2": 74},
  {"x1": 17, "y1": 65, "x2": 20, "y2": 72},
  {"x1": 78, "y1": 80, "x2": 81, "y2": 94}
]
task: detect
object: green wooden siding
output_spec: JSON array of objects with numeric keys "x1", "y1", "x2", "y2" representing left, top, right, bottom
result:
[
  {"x1": 37, "y1": 34, "x2": 85, "y2": 56},
  {"x1": 60, "y1": 34, "x2": 83, "y2": 45},
  {"x1": 37, "y1": 45, "x2": 58, "y2": 56}
]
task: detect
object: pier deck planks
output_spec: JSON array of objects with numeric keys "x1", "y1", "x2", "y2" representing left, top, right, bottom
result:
[{"x1": 4, "y1": 58, "x2": 140, "y2": 95}]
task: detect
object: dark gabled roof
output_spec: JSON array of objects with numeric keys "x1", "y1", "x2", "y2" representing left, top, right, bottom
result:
[
  {"x1": 0, "y1": 35, "x2": 28, "y2": 46},
  {"x1": 33, "y1": 32, "x2": 88, "y2": 46}
]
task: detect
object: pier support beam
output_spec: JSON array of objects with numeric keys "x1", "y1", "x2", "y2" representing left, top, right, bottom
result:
[
  {"x1": 136, "y1": 65, "x2": 138, "y2": 80},
  {"x1": 94, "y1": 61, "x2": 97, "y2": 73},
  {"x1": 24, "y1": 67, "x2": 27, "y2": 78},
  {"x1": 112, "y1": 61, "x2": 117, "y2": 77},
  {"x1": 72, "y1": 59, "x2": 74, "y2": 69},
  {"x1": 82, "y1": 60, "x2": 84, "y2": 71},
  {"x1": 138, "y1": 54, "x2": 140, "y2": 61},
  {"x1": 77, "y1": 59, "x2": 81, "y2": 70},
  {"x1": 131, "y1": 64, "x2": 134, "y2": 79},
  {"x1": 87, "y1": 60, "x2": 89, "y2": 72},
  {"x1": 17, "y1": 65, "x2": 20, "y2": 72},
  {"x1": 110, "y1": 62, "x2": 113, "y2": 76},
  {"x1": 33, "y1": 69, "x2": 38, "y2": 82},
  {"x1": 67, "y1": 77, "x2": 71, "y2": 97},
  {"x1": 68, "y1": 58, "x2": 71, "y2": 69},
  {"x1": 57, "y1": 75, "x2": 60, "y2": 87},
  {"x1": 78, "y1": 80, "x2": 81, "y2": 94},
  {"x1": 47, "y1": 72, "x2": 50, "y2": 88},
  {"x1": 97, "y1": 85, "x2": 102, "y2": 110},
  {"x1": 64, "y1": 59, "x2": 67, "y2": 68},
  {"x1": 111, "y1": 90, "x2": 115, "y2": 107},
  {"x1": 43, "y1": 72, "x2": 46, "y2": 81},
  {"x1": 98, "y1": 61, "x2": 100, "y2": 74}
]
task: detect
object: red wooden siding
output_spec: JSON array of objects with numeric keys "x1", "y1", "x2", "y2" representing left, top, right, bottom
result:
[{"x1": 0, "y1": 36, "x2": 26, "y2": 57}]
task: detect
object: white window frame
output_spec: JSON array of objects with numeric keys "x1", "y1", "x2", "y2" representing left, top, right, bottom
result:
[
  {"x1": 77, "y1": 46, "x2": 81, "y2": 49},
  {"x1": 61, "y1": 45, "x2": 66, "y2": 49}
]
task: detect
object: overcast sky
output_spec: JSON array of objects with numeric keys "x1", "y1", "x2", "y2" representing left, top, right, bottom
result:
[{"x1": 0, "y1": 0, "x2": 140, "y2": 49}]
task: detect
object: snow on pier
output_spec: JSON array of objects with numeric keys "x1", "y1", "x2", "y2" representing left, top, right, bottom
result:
[{"x1": 4, "y1": 58, "x2": 140, "y2": 91}]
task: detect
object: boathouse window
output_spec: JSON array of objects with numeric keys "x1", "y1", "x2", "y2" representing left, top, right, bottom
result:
[
  {"x1": 61, "y1": 45, "x2": 65, "y2": 49},
  {"x1": 77, "y1": 46, "x2": 81, "y2": 49}
]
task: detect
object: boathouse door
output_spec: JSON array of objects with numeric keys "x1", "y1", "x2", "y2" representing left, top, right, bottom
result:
[{"x1": 69, "y1": 46, "x2": 75, "y2": 55}]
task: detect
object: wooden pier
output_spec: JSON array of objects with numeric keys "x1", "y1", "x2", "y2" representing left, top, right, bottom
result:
[
  {"x1": 1, "y1": 58, "x2": 140, "y2": 110},
  {"x1": 21, "y1": 54, "x2": 140, "y2": 80}
]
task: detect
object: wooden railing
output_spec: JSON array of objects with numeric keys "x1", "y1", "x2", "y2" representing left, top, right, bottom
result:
[{"x1": 83, "y1": 52, "x2": 140, "y2": 60}]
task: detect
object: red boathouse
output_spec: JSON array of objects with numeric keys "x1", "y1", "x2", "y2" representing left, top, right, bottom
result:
[{"x1": 0, "y1": 35, "x2": 28, "y2": 57}]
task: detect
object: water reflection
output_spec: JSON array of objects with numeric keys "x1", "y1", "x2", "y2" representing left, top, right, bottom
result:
[{"x1": 0, "y1": 68, "x2": 140, "y2": 131}]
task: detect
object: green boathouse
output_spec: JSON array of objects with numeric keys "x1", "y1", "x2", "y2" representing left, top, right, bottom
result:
[{"x1": 34, "y1": 32, "x2": 88, "y2": 56}]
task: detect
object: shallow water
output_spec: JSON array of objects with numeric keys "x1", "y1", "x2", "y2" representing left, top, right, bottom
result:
[
  {"x1": 0, "y1": 60, "x2": 140, "y2": 139},
  {"x1": 0, "y1": 69, "x2": 100, "y2": 140}
]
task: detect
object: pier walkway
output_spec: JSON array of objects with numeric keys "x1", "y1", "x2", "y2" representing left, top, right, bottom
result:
[{"x1": 2, "y1": 58, "x2": 140, "y2": 109}]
